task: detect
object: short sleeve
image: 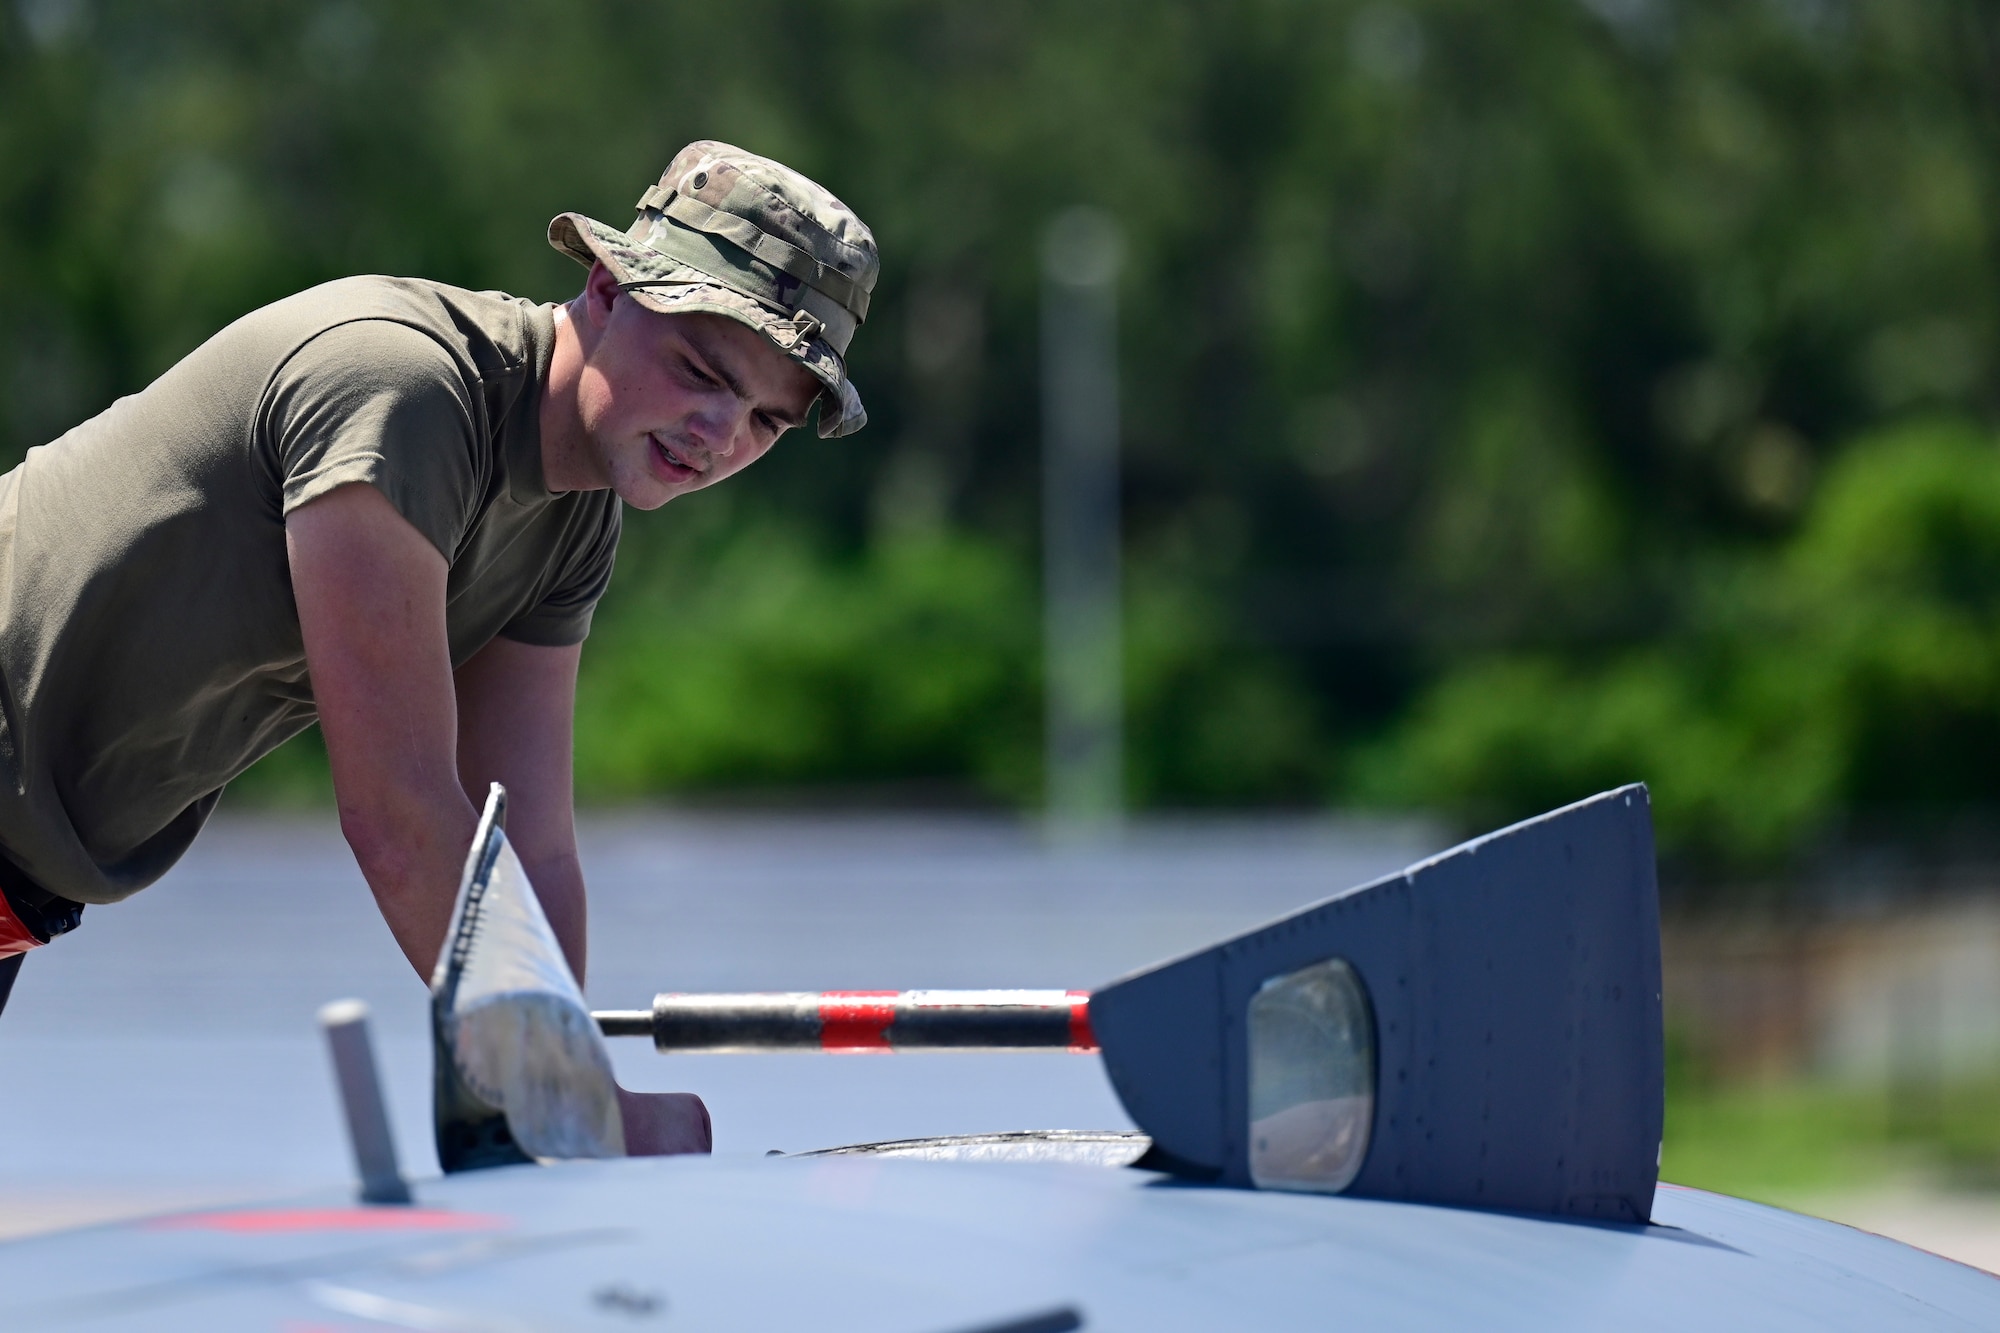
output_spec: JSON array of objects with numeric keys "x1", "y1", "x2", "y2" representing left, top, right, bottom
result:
[
  {"x1": 500, "y1": 495, "x2": 622, "y2": 647},
  {"x1": 266, "y1": 320, "x2": 482, "y2": 560}
]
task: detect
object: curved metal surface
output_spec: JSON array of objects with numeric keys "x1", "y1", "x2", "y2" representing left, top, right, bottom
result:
[{"x1": 1, "y1": 1159, "x2": 1996, "y2": 1331}]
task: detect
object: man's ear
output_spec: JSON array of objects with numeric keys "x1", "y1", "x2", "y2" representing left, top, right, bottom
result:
[{"x1": 582, "y1": 262, "x2": 623, "y2": 329}]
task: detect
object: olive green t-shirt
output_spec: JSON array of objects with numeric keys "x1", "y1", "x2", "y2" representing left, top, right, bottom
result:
[{"x1": 0, "y1": 276, "x2": 621, "y2": 907}]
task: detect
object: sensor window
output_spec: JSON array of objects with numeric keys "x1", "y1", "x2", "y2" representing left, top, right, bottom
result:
[{"x1": 1248, "y1": 957, "x2": 1375, "y2": 1193}]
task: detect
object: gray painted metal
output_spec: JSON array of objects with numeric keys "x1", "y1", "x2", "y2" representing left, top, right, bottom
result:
[
  {"x1": 1092, "y1": 784, "x2": 1664, "y2": 1220},
  {"x1": 316, "y1": 999, "x2": 412, "y2": 1205},
  {"x1": 1, "y1": 1155, "x2": 1995, "y2": 1330}
]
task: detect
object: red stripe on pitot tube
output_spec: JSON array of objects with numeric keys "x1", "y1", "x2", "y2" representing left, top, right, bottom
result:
[
  {"x1": 820, "y1": 991, "x2": 899, "y2": 1051},
  {"x1": 1067, "y1": 990, "x2": 1097, "y2": 1052}
]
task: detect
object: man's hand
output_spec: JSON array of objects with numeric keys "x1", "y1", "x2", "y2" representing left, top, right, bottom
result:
[{"x1": 618, "y1": 1087, "x2": 714, "y2": 1155}]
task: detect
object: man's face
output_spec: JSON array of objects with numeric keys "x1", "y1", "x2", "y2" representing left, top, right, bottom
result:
[{"x1": 573, "y1": 274, "x2": 822, "y2": 511}]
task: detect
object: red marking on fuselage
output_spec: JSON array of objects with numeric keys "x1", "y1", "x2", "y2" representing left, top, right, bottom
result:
[
  {"x1": 147, "y1": 1208, "x2": 510, "y2": 1234},
  {"x1": 819, "y1": 990, "x2": 899, "y2": 1051},
  {"x1": 1067, "y1": 990, "x2": 1098, "y2": 1052}
]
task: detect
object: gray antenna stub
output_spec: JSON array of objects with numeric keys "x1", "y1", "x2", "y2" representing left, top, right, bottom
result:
[{"x1": 318, "y1": 998, "x2": 413, "y2": 1206}]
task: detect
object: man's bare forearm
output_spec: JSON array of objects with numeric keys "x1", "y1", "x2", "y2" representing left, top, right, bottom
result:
[
  {"x1": 288, "y1": 483, "x2": 476, "y2": 981},
  {"x1": 341, "y1": 783, "x2": 480, "y2": 979},
  {"x1": 452, "y1": 636, "x2": 590, "y2": 982},
  {"x1": 516, "y1": 847, "x2": 587, "y2": 983},
  {"x1": 348, "y1": 793, "x2": 583, "y2": 982}
]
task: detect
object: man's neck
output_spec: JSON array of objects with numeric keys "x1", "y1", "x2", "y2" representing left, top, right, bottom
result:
[{"x1": 539, "y1": 297, "x2": 603, "y2": 494}]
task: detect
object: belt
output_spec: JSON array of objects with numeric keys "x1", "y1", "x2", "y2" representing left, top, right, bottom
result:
[{"x1": 0, "y1": 851, "x2": 80, "y2": 959}]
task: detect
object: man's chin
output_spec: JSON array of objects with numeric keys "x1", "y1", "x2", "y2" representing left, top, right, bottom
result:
[
  {"x1": 618, "y1": 485, "x2": 680, "y2": 512},
  {"x1": 612, "y1": 467, "x2": 696, "y2": 511}
]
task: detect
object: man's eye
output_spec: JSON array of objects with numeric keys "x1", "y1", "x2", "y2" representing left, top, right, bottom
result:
[{"x1": 682, "y1": 359, "x2": 720, "y2": 388}]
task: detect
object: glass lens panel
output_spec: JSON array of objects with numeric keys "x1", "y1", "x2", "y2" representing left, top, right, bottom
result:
[{"x1": 1248, "y1": 957, "x2": 1374, "y2": 1193}]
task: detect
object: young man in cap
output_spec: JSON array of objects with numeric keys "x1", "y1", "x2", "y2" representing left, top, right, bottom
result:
[{"x1": 0, "y1": 142, "x2": 878, "y2": 1154}]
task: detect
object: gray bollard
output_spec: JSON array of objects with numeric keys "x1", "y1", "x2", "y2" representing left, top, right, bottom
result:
[{"x1": 318, "y1": 998, "x2": 413, "y2": 1205}]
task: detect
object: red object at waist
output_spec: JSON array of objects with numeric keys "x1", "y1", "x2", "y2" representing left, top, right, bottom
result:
[{"x1": 0, "y1": 891, "x2": 40, "y2": 958}]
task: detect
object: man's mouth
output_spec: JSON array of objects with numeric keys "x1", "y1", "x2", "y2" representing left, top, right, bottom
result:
[{"x1": 651, "y1": 435, "x2": 707, "y2": 481}]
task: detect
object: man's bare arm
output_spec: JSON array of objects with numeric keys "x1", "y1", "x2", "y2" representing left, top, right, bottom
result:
[
  {"x1": 287, "y1": 482, "x2": 477, "y2": 978},
  {"x1": 454, "y1": 636, "x2": 587, "y2": 980},
  {"x1": 453, "y1": 621, "x2": 711, "y2": 1154},
  {"x1": 288, "y1": 483, "x2": 709, "y2": 1154}
]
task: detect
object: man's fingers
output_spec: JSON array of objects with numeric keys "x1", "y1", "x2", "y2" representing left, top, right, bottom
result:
[{"x1": 617, "y1": 1088, "x2": 713, "y2": 1156}]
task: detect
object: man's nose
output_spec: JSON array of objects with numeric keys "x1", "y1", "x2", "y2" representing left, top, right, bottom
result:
[
  {"x1": 681, "y1": 399, "x2": 733, "y2": 458},
  {"x1": 689, "y1": 397, "x2": 751, "y2": 460},
  {"x1": 696, "y1": 392, "x2": 756, "y2": 454}
]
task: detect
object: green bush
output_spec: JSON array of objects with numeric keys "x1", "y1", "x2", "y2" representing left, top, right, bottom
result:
[
  {"x1": 1356, "y1": 420, "x2": 2000, "y2": 863},
  {"x1": 565, "y1": 517, "x2": 1333, "y2": 808},
  {"x1": 571, "y1": 525, "x2": 1040, "y2": 801}
]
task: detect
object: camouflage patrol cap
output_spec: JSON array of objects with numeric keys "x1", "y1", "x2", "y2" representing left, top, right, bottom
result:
[{"x1": 550, "y1": 142, "x2": 878, "y2": 438}]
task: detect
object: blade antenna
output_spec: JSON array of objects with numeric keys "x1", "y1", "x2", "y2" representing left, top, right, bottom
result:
[{"x1": 431, "y1": 784, "x2": 532, "y2": 1172}]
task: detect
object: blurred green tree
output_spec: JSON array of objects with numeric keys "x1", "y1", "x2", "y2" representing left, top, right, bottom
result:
[
  {"x1": 1364, "y1": 421, "x2": 2000, "y2": 865},
  {"x1": 7, "y1": 0, "x2": 2000, "y2": 858}
]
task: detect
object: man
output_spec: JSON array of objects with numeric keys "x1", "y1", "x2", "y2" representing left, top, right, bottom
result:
[{"x1": 0, "y1": 141, "x2": 879, "y2": 1155}]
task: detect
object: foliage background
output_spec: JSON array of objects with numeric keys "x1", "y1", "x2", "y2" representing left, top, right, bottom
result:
[{"x1": 8, "y1": 0, "x2": 2000, "y2": 874}]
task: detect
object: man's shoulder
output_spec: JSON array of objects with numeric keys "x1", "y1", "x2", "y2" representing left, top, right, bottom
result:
[
  {"x1": 252, "y1": 276, "x2": 549, "y2": 377},
  {"x1": 271, "y1": 274, "x2": 533, "y2": 322}
]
